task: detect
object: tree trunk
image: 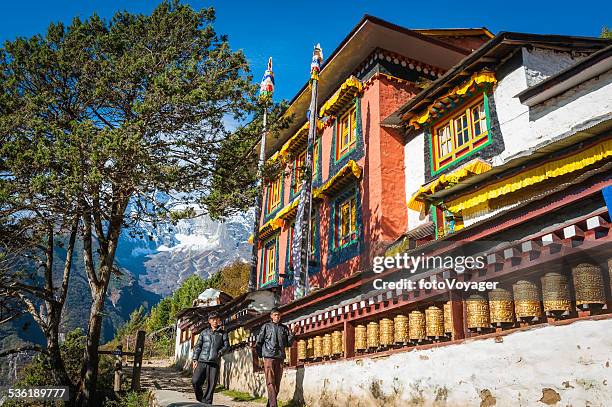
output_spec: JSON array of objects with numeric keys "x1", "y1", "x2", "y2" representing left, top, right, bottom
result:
[
  {"x1": 76, "y1": 288, "x2": 106, "y2": 407},
  {"x1": 47, "y1": 305, "x2": 72, "y2": 388}
]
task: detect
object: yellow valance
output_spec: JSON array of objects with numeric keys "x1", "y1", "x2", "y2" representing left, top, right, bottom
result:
[
  {"x1": 319, "y1": 76, "x2": 363, "y2": 118},
  {"x1": 276, "y1": 198, "x2": 300, "y2": 221},
  {"x1": 407, "y1": 71, "x2": 497, "y2": 129},
  {"x1": 447, "y1": 138, "x2": 612, "y2": 215},
  {"x1": 249, "y1": 160, "x2": 363, "y2": 244},
  {"x1": 248, "y1": 216, "x2": 283, "y2": 244},
  {"x1": 407, "y1": 159, "x2": 492, "y2": 212},
  {"x1": 267, "y1": 120, "x2": 323, "y2": 165},
  {"x1": 314, "y1": 160, "x2": 362, "y2": 198}
]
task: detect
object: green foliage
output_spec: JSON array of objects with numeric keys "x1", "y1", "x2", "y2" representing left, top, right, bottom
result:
[
  {"x1": 204, "y1": 101, "x2": 293, "y2": 220},
  {"x1": 13, "y1": 328, "x2": 103, "y2": 388},
  {"x1": 601, "y1": 26, "x2": 612, "y2": 39},
  {"x1": 217, "y1": 260, "x2": 249, "y2": 298},
  {"x1": 217, "y1": 386, "x2": 266, "y2": 403},
  {"x1": 1, "y1": 0, "x2": 263, "y2": 397},
  {"x1": 61, "y1": 328, "x2": 87, "y2": 385},
  {"x1": 103, "y1": 391, "x2": 150, "y2": 407},
  {"x1": 145, "y1": 297, "x2": 172, "y2": 332},
  {"x1": 169, "y1": 273, "x2": 221, "y2": 319}
]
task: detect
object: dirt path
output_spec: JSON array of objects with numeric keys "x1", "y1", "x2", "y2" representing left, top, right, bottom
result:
[{"x1": 140, "y1": 358, "x2": 264, "y2": 407}]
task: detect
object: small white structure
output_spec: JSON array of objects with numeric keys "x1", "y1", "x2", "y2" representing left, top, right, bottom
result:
[{"x1": 174, "y1": 288, "x2": 232, "y2": 368}]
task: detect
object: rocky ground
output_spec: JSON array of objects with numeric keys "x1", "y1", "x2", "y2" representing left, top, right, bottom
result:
[{"x1": 141, "y1": 358, "x2": 264, "y2": 407}]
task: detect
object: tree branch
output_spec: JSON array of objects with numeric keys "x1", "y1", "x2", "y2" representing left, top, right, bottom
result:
[{"x1": 0, "y1": 345, "x2": 48, "y2": 358}]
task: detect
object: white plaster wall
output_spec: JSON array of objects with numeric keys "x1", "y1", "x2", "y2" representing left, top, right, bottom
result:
[
  {"x1": 174, "y1": 325, "x2": 193, "y2": 369},
  {"x1": 222, "y1": 319, "x2": 612, "y2": 406},
  {"x1": 529, "y1": 69, "x2": 612, "y2": 145},
  {"x1": 404, "y1": 132, "x2": 428, "y2": 231},
  {"x1": 492, "y1": 50, "x2": 612, "y2": 165},
  {"x1": 522, "y1": 48, "x2": 585, "y2": 87},
  {"x1": 466, "y1": 51, "x2": 612, "y2": 226},
  {"x1": 220, "y1": 346, "x2": 266, "y2": 398}
]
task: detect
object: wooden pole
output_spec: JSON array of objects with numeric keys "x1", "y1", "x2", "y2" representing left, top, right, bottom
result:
[
  {"x1": 113, "y1": 345, "x2": 123, "y2": 393},
  {"x1": 131, "y1": 330, "x2": 145, "y2": 391}
]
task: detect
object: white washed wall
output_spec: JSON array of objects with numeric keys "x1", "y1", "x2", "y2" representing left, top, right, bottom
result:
[
  {"x1": 221, "y1": 319, "x2": 612, "y2": 406},
  {"x1": 174, "y1": 323, "x2": 194, "y2": 369},
  {"x1": 492, "y1": 48, "x2": 610, "y2": 164},
  {"x1": 404, "y1": 131, "x2": 428, "y2": 231}
]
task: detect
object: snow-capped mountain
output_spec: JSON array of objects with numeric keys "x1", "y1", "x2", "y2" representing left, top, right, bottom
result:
[{"x1": 114, "y1": 210, "x2": 254, "y2": 296}]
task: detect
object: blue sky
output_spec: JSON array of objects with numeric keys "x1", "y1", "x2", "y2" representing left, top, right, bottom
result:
[{"x1": 1, "y1": 0, "x2": 610, "y2": 102}]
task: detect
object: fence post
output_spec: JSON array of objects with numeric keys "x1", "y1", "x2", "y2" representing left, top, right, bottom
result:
[
  {"x1": 131, "y1": 330, "x2": 145, "y2": 391},
  {"x1": 114, "y1": 345, "x2": 123, "y2": 393}
]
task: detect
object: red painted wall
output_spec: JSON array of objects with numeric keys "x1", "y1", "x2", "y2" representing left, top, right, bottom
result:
[{"x1": 269, "y1": 73, "x2": 418, "y2": 305}]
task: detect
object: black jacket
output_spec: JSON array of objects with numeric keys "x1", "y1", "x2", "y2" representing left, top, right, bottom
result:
[
  {"x1": 256, "y1": 321, "x2": 294, "y2": 359},
  {"x1": 192, "y1": 327, "x2": 229, "y2": 364}
]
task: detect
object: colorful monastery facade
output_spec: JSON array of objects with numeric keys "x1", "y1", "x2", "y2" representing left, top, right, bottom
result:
[
  {"x1": 254, "y1": 18, "x2": 491, "y2": 301},
  {"x1": 223, "y1": 16, "x2": 612, "y2": 406}
]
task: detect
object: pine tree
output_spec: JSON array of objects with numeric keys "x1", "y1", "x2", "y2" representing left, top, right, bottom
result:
[{"x1": 0, "y1": 1, "x2": 258, "y2": 404}]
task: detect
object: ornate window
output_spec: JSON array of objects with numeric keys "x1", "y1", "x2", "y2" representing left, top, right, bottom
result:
[
  {"x1": 261, "y1": 237, "x2": 278, "y2": 286},
  {"x1": 266, "y1": 176, "x2": 282, "y2": 213},
  {"x1": 292, "y1": 140, "x2": 320, "y2": 195},
  {"x1": 336, "y1": 107, "x2": 357, "y2": 160},
  {"x1": 336, "y1": 193, "x2": 357, "y2": 247},
  {"x1": 432, "y1": 96, "x2": 490, "y2": 172},
  {"x1": 292, "y1": 151, "x2": 306, "y2": 195}
]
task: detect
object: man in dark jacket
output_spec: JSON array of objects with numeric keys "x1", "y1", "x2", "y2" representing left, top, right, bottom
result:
[
  {"x1": 256, "y1": 308, "x2": 298, "y2": 407},
  {"x1": 191, "y1": 311, "x2": 229, "y2": 404}
]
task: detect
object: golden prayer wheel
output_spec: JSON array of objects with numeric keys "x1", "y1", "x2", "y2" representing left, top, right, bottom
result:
[
  {"x1": 379, "y1": 318, "x2": 394, "y2": 347},
  {"x1": 355, "y1": 324, "x2": 367, "y2": 352},
  {"x1": 572, "y1": 263, "x2": 606, "y2": 308},
  {"x1": 393, "y1": 314, "x2": 409, "y2": 344},
  {"x1": 443, "y1": 302, "x2": 453, "y2": 335},
  {"x1": 297, "y1": 339, "x2": 307, "y2": 361},
  {"x1": 512, "y1": 280, "x2": 542, "y2": 320},
  {"x1": 367, "y1": 321, "x2": 380, "y2": 349},
  {"x1": 425, "y1": 306, "x2": 444, "y2": 338},
  {"x1": 306, "y1": 337, "x2": 314, "y2": 359},
  {"x1": 322, "y1": 334, "x2": 332, "y2": 358},
  {"x1": 313, "y1": 336, "x2": 323, "y2": 359},
  {"x1": 541, "y1": 272, "x2": 572, "y2": 314},
  {"x1": 331, "y1": 330, "x2": 343, "y2": 355},
  {"x1": 488, "y1": 288, "x2": 515, "y2": 325},
  {"x1": 409, "y1": 310, "x2": 426, "y2": 341},
  {"x1": 466, "y1": 294, "x2": 490, "y2": 330},
  {"x1": 284, "y1": 347, "x2": 290, "y2": 364}
]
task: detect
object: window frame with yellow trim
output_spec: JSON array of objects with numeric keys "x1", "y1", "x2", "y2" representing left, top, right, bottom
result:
[
  {"x1": 291, "y1": 139, "x2": 320, "y2": 196},
  {"x1": 431, "y1": 93, "x2": 492, "y2": 174},
  {"x1": 265, "y1": 175, "x2": 283, "y2": 215},
  {"x1": 335, "y1": 106, "x2": 358, "y2": 161},
  {"x1": 334, "y1": 190, "x2": 359, "y2": 249},
  {"x1": 260, "y1": 235, "x2": 279, "y2": 287}
]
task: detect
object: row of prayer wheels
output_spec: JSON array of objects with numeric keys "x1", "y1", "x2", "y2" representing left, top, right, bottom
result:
[
  {"x1": 290, "y1": 263, "x2": 608, "y2": 359},
  {"x1": 466, "y1": 263, "x2": 608, "y2": 330},
  {"x1": 354, "y1": 305, "x2": 450, "y2": 352},
  {"x1": 296, "y1": 330, "x2": 344, "y2": 361}
]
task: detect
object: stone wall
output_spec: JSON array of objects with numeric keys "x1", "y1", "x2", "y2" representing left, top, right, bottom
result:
[{"x1": 220, "y1": 318, "x2": 612, "y2": 406}]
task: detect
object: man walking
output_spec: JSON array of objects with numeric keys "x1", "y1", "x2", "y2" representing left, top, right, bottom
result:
[
  {"x1": 256, "y1": 308, "x2": 299, "y2": 407},
  {"x1": 192, "y1": 311, "x2": 229, "y2": 405}
]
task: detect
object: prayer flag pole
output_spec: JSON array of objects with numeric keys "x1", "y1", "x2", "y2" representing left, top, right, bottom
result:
[
  {"x1": 249, "y1": 57, "x2": 274, "y2": 292},
  {"x1": 292, "y1": 44, "x2": 323, "y2": 299}
]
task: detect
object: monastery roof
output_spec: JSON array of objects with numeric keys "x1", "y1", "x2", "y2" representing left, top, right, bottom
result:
[
  {"x1": 264, "y1": 15, "x2": 475, "y2": 158},
  {"x1": 383, "y1": 31, "x2": 612, "y2": 127}
]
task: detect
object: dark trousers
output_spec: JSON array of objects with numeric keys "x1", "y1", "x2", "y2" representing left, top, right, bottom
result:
[
  {"x1": 263, "y1": 358, "x2": 283, "y2": 407},
  {"x1": 192, "y1": 361, "x2": 219, "y2": 404}
]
